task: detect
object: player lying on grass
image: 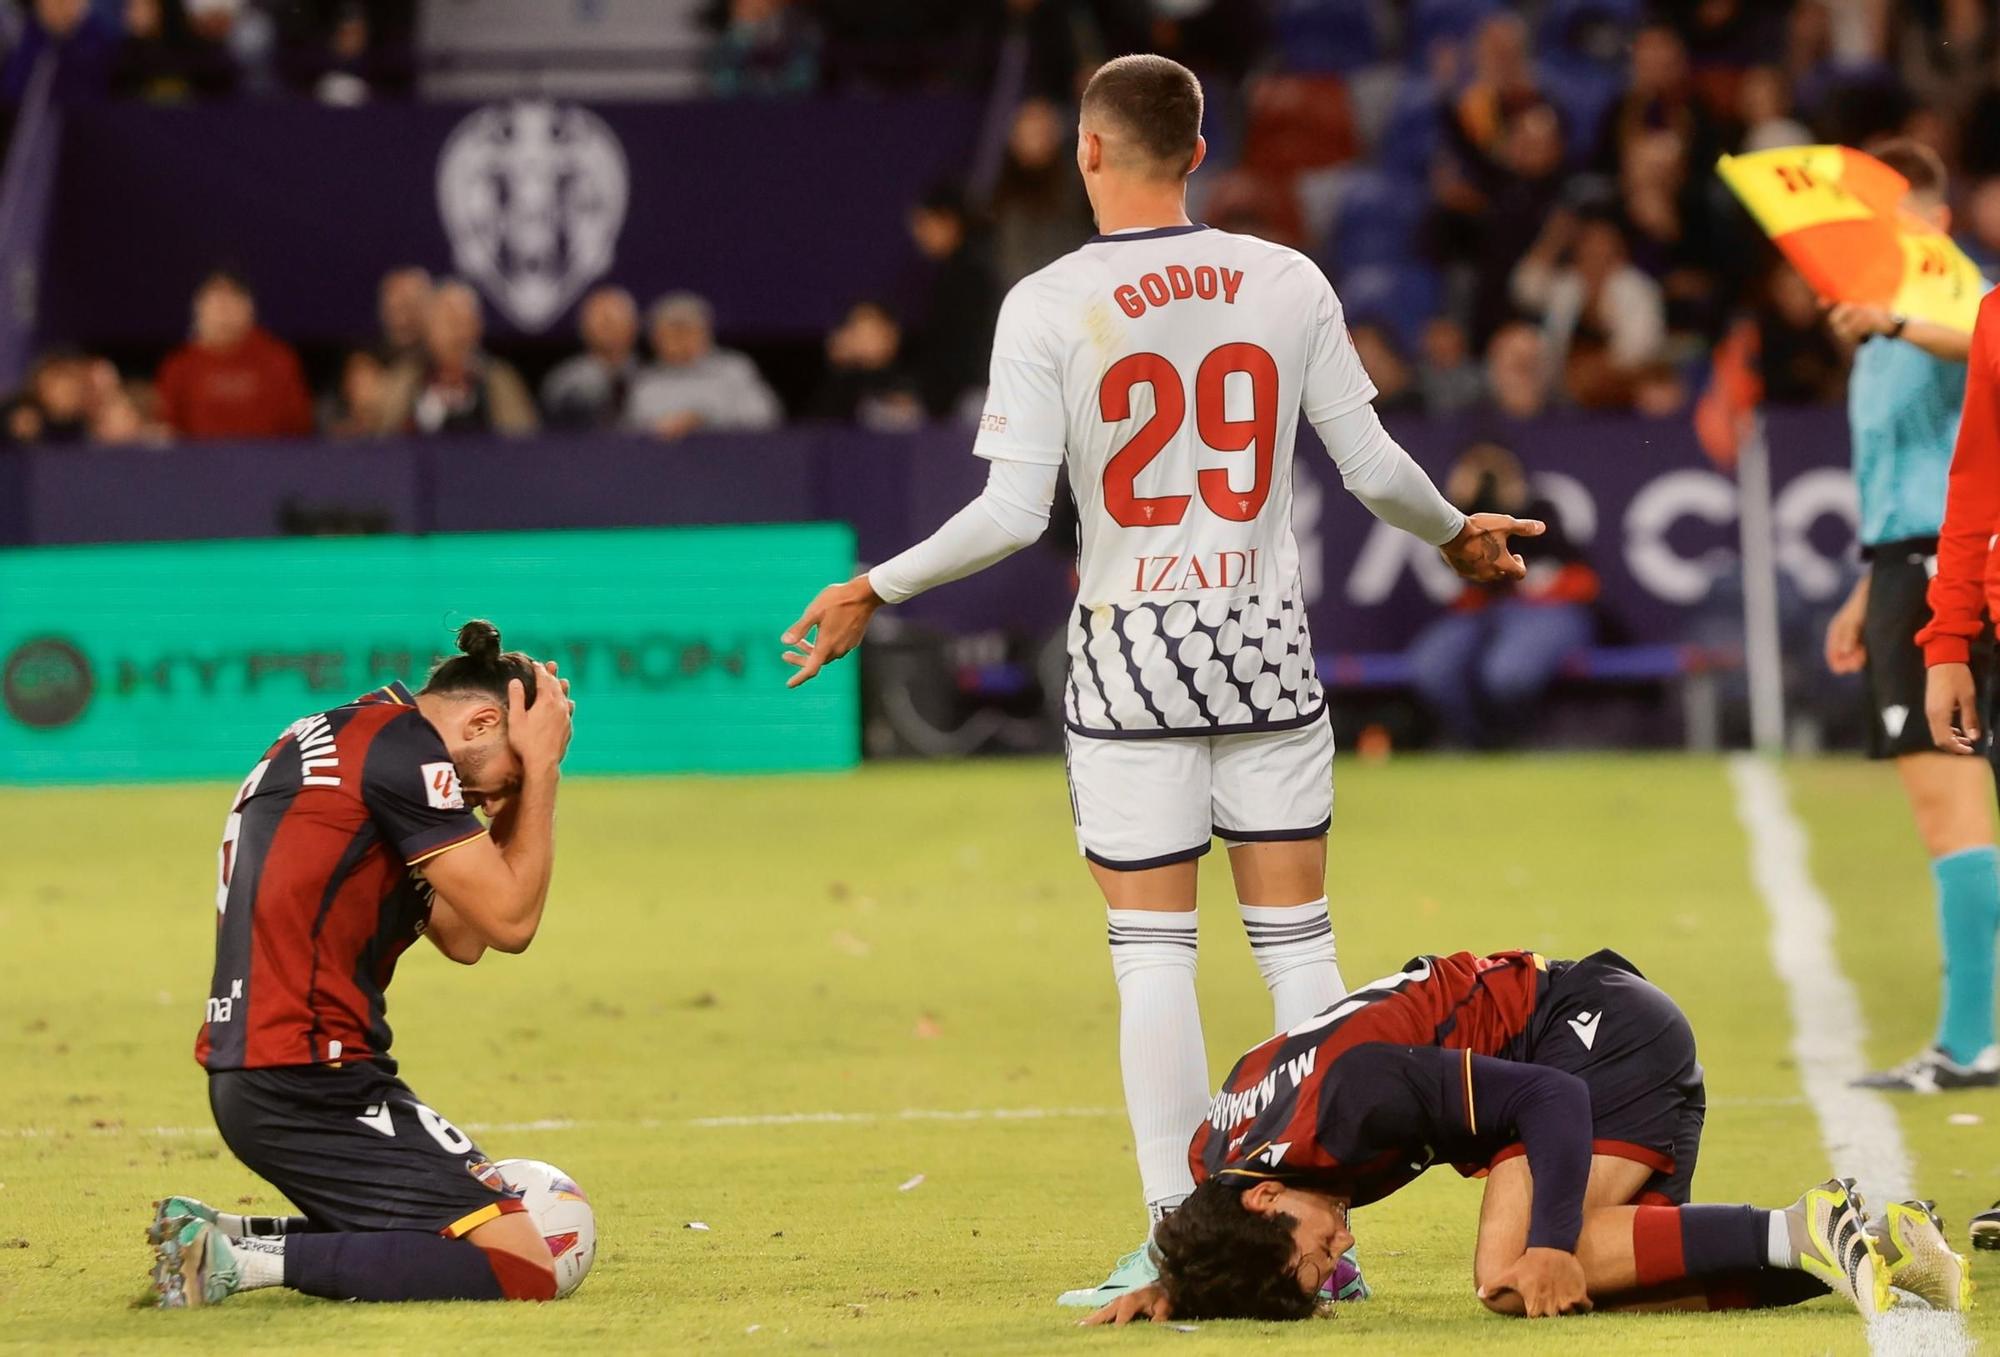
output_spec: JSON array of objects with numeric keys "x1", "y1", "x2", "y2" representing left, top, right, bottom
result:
[
  {"x1": 147, "y1": 621, "x2": 575, "y2": 1308},
  {"x1": 781, "y1": 52, "x2": 1541, "y2": 1309},
  {"x1": 1085, "y1": 949, "x2": 1972, "y2": 1324}
]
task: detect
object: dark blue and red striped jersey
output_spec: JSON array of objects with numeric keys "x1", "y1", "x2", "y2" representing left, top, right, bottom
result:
[
  {"x1": 195, "y1": 682, "x2": 487, "y2": 1072},
  {"x1": 1189, "y1": 950, "x2": 1548, "y2": 1206}
]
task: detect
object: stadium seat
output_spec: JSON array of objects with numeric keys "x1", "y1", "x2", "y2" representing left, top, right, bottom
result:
[
  {"x1": 1334, "y1": 262, "x2": 1442, "y2": 351},
  {"x1": 1325, "y1": 169, "x2": 1428, "y2": 269},
  {"x1": 1537, "y1": 0, "x2": 1643, "y2": 52},
  {"x1": 1536, "y1": 56, "x2": 1623, "y2": 164},
  {"x1": 1373, "y1": 80, "x2": 1443, "y2": 177},
  {"x1": 1405, "y1": 0, "x2": 1502, "y2": 69},
  {"x1": 1201, "y1": 168, "x2": 1309, "y2": 249},
  {"x1": 1240, "y1": 73, "x2": 1361, "y2": 177},
  {"x1": 1271, "y1": 0, "x2": 1382, "y2": 75},
  {"x1": 1198, "y1": 80, "x2": 1246, "y2": 172}
]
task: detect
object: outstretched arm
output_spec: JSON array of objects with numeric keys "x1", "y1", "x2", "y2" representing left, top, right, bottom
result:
[
  {"x1": 781, "y1": 457, "x2": 1058, "y2": 688},
  {"x1": 1313, "y1": 402, "x2": 1544, "y2": 582}
]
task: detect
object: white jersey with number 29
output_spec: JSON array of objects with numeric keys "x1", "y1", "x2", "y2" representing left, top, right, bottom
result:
[{"x1": 973, "y1": 224, "x2": 1377, "y2": 740}]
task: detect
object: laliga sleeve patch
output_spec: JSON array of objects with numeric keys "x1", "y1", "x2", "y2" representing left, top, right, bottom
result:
[{"x1": 422, "y1": 761, "x2": 466, "y2": 810}]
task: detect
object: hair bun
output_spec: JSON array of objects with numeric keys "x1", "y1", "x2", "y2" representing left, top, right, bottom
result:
[{"x1": 455, "y1": 619, "x2": 502, "y2": 664}]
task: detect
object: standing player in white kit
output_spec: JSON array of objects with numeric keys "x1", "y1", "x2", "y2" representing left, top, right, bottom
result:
[{"x1": 780, "y1": 54, "x2": 1543, "y2": 1306}]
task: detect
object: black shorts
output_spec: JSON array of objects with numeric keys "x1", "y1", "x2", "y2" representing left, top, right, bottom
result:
[
  {"x1": 1501, "y1": 950, "x2": 1707, "y2": 1206},
  {"x1": 209, "y1": 1062, "x2": 524, "y2": 1236},
  {"x1": 1862, "y1": 540, "x2": 1995, "y2": 760}
]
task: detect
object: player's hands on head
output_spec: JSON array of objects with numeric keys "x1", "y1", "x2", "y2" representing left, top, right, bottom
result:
[
  {"x1": 509, "y1": 660, "x2": 575, "y2": 771},
  {"x1": 1079, "y1": 1283, "x2": 1172, "y2": 1327},
  {"x1": 1442, "y1": 513, "x2": 1545, "y2": 583},
  {"x1": 1479, "y1": 1247, "x2": 1591, "y2": 1319},
  {"x1": 781, "y1": 576, "x2": 883, "y2": 689},
  {"x1": 1926, "y1": 662, "x2": 1980, "y2": 754}
]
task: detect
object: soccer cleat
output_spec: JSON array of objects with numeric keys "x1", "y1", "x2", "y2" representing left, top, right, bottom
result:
[
  {"x1": 146, "y1": 1197, "x2": 217, "y2": 1247},
  {"x1": 1317, "y1": 1246, "x2": 1371, "y2": 1303},
  {"x1": 1056, "y1": 1241, "x2": 1158, "y2": 1308},
  {"x1": 1871, "y1": 1199, "x2": 1972, "y2": 1311},
  {"x1": 150, "y1": 1217, "x2": 241, "y2": 1308},
  {"x1": 1972, "y1": 1202, "x2": 2000, "y2": 1252},
  {"x1": 1788, "y1": 1177, "x2": 1889, "y2": 1318},
  {"x1": 1852, "y1": 1045, "x2": 2000, "y2": 1093}
]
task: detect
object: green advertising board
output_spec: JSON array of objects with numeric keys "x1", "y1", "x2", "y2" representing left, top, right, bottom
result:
[{"x1": 0, "y1": 525, "x2": 858, "y2": 784}]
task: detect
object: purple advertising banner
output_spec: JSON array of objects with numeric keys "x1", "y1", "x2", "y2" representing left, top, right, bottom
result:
[
  {"x1": 41, "y1": 96, "x2": 983, "y2": 347},
  {"x1": 0, "y1": 407, "x2": 1857, "y2": 653},
  {"x1": 1299, "y1": 406, "x2": 1859, "y2": 654}
]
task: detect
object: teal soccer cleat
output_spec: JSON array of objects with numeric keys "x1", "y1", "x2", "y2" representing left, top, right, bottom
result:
[
  {"x1": 146, "y1": 1197, "x2": 217, "y2": 1247},
  {"x1": 1056, "y1": 1241, "x2": 1158, "y2": 1308},
  {"x1": 150, "y1": 1216, "x2": 242, "y2": 1308}
]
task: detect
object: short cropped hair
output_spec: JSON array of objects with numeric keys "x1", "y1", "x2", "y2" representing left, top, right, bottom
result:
[
  {"x1": 650, "y1": 291, "x2": 714, "y2": 332},
  {"x1": 1081, "y1": 54, "x2": 1204, "y2": 179},
  {"x1": 1870, "y1": 137, "x2": 1947, "y2": 203}
]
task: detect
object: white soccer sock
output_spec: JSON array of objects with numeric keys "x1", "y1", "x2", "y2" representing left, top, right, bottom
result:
[
  {"x1": 1240, "y1": 898, "x2": 1345, "y2": 1032},
  {"x1": 1107, "y1": 907, "x2": 1208, "y2": 1220},
  {"x1": 229, "y1": 1233, "x2": 286, "y2": 1290}
]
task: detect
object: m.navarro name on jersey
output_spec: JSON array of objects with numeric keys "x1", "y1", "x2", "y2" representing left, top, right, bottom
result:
[
  {"x1": 1133, "y1": 548, "x2": 1260, "y2": 594},
  {"x1": 1113, "y1": 263, "x2": 1244, "y2": 319},
  {"x1": 1205, "y1": 1046, "x2": 1318, "y2": 1131}
]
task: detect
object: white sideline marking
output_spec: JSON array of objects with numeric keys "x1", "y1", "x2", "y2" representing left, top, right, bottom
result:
[
  {"x1": 0, "y1": 1106, "x2": 1124, "y2": 1139},
  {"x1": 683, "y1": 1106, "x2": 1119, "y2": 1129},
  {"x1": 1728, "y1": 758, "x2": 1971, "y2": 1356},
  {"x1": 7, "y1": 1100, "x2": 1822, "y2": 1140}
]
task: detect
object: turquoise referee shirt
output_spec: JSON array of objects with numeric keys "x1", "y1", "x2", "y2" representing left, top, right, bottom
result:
[{"x1": 1849, "y1": 329, "x2": 1971, "y2": 548}]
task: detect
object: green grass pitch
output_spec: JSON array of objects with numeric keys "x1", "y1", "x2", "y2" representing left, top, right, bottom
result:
[{"x1": 2, "y1": 754, "x2": 1996, "y2": 1354}]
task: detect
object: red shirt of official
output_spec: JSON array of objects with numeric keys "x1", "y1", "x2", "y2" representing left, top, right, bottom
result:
[
  {"x1": 155, "y1": 327, "x2": 314, "y2": 440},
  {"x1": 1919, "y1": 290, "x2": 2000, "y2": 666}
]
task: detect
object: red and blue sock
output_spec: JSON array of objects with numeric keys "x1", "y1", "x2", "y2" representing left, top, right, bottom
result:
[
  {"x1": 280, "y1": 1232, "x2": 556, "y2": 1302},
  {"x1": 1631, "y1": 1205, "x2": 1827, "y2": 1310}
]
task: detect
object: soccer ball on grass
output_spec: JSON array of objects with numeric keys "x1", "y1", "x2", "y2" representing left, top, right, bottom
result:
[{"x1": 495, "y1": 1157, "x2": 597, "y2": 1299}]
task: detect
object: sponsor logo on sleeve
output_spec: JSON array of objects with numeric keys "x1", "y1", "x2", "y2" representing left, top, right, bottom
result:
[{"x1": 422, "y1": 761, "x2": 466, "y2": 810}]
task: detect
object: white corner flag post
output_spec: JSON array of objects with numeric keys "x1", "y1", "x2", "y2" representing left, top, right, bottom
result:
[{"x1": 1736, "y1": 414, "x2": 1787, "y2": 752}]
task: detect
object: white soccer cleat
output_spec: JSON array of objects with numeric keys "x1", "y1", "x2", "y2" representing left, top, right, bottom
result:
[
  {"x1": 1871, "y1": 1199, "x2": 1973, "y2": 1311},
  {"x1": 1787, "y1": 1177, "x2": 1889, "y2": 1319}
]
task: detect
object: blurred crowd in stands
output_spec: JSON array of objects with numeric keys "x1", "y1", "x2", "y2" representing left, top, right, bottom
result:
[{"x1": 3, "y1": 0, "x2": 2000, "y2": 450}]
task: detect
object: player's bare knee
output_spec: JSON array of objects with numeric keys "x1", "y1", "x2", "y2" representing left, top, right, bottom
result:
[
  {"x1": 466, "y1": 1210, "x2": 559, "y2": 1296},
  {"x1": 1479, "y1": 1286, "x2": 1526, "y2": 1317}
]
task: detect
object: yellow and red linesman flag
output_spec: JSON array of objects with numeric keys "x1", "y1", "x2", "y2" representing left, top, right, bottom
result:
[{"x1": 1717, "y1": 144, "x2": 1984, "y2": 333}]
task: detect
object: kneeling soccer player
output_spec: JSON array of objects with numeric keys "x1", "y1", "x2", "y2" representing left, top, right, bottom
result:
[
  {"x1": 1086, "y1": 949, "x2": 1972, "y2": 1325},
  {"x1": 148, "y1": 621, "x2": 574, "y2": 1308}
]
